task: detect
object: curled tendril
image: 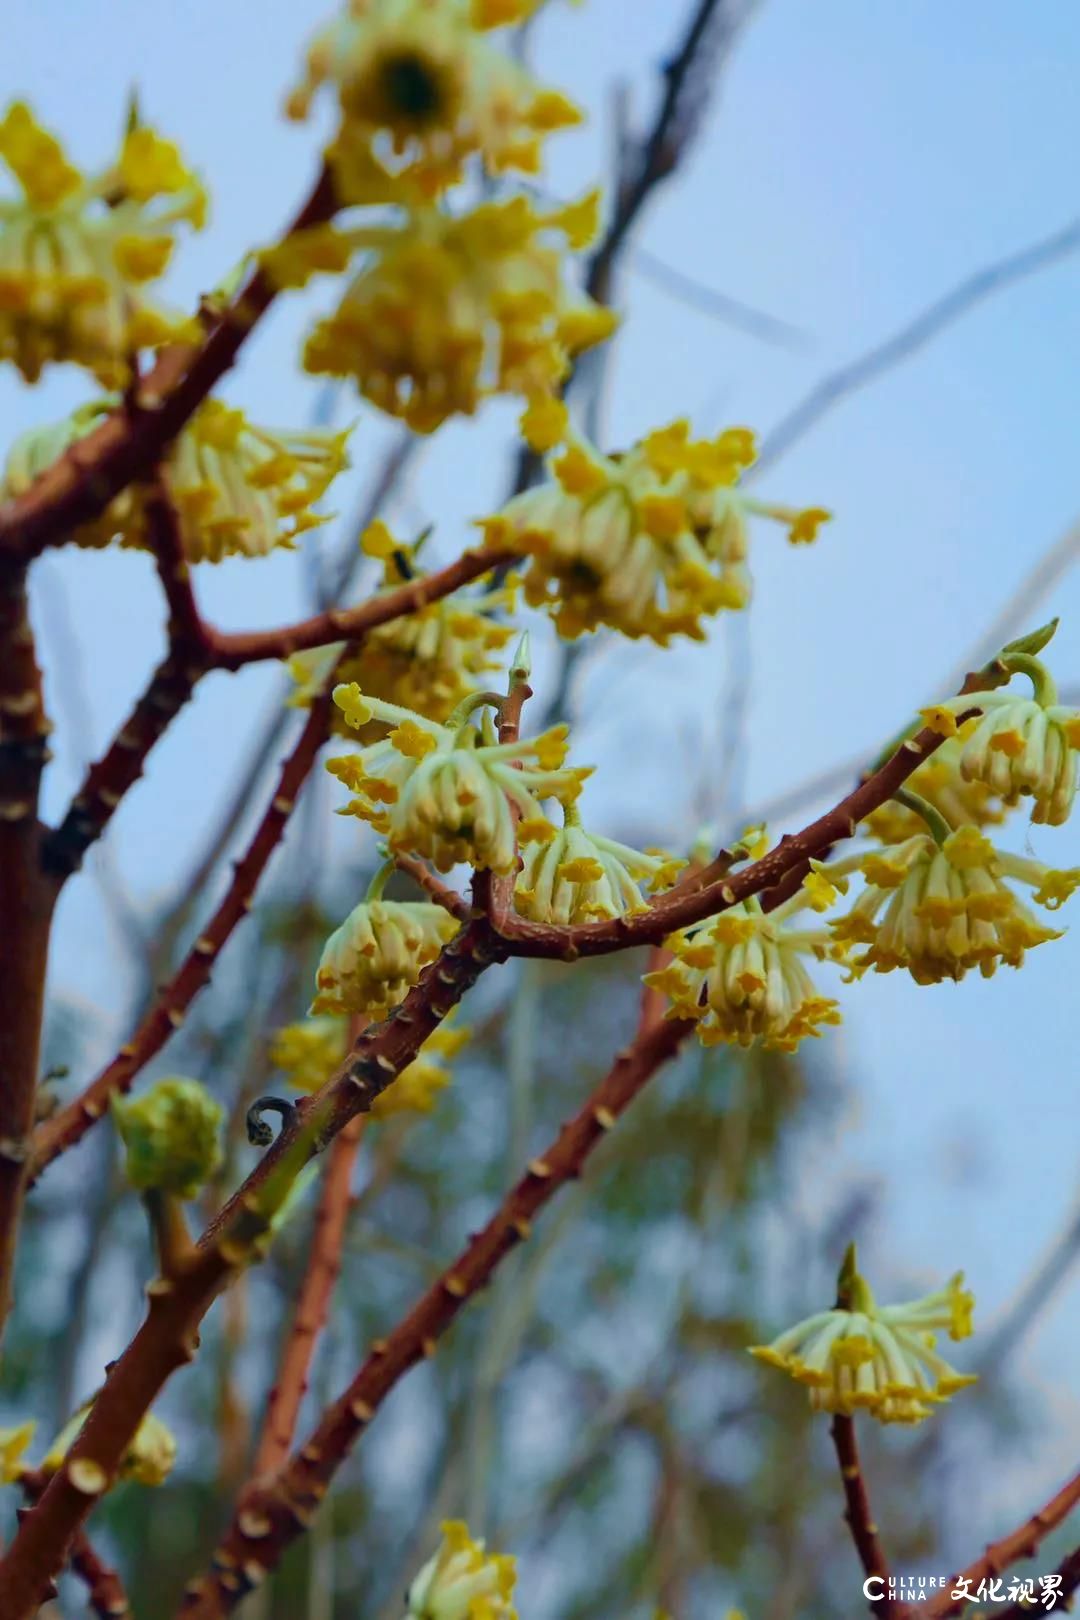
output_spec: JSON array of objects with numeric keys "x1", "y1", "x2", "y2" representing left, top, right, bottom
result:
[{"x1": 246, "y1": 1095, "x2": 296, "y2": 1148}]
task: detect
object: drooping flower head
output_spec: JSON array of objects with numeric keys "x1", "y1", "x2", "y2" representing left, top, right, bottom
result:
[
  {"x1": 923, "y1": 679, "x2": 1080, "y2": 828},
  {"x1": 404, "y1": 1519, "x2": 517, "y2": 1620},
  {"x1": 288, "y1": 0, "x2": 580, "y2": 198},
  {"x1": 3, "y1": 397, "x2": 349, "y2": 562},
  {"x1": 113, "y1": 1077, "x2": 224, "y2": 1200},
  {"x1": 311, "y1": 871, "x2": 461, "y2": 1019},
  {"x1": 827, "y1": 824, "x2": 1079, "y2": 984},
  {"x1": 272, "y1": 1012, "x2": 468, "y2": 1118},
  {"x1": 297, "y1": 192, "x2": 614, "y2": 433},
  {"x1": 288, "y1": 525, "x2": 517, "y2": 733},
  {"x1": 328, "y1": 685, "x2": 591, "y2": 873},
  {"x1": 480, "y1": 417, "x2": 829, "y2": 642},
  {"x1": 645, "y1": 889, "x2": 845, "y2": 1052},
  {"x1": 514, "y1": 805, "x2": 684, "y2": 925},
  {"x1": 750, "y1": 1248, "x2": 977, "y2": 1425},
  {"x1": 0, "y1": 103, "x2": 205, "y2": 383}
]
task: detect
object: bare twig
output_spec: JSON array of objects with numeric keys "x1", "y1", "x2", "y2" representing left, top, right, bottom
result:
[
  {"x1": 249, "y1": 1118, "x2": 366, "y2": 1481},
  {"x1": 0, "y1": 560, "x2": 55, "y2": 1343},
  {"x1": 831, "y1": 1416, "x2": 896, "y2": 1616},
  {"x1": 753, "y1": 214, "x2": 1080, "y2": 478},
  {"x1": 925, "y1": 1465, "x2": 1080, "y2": 1617},
  {"x1": 30, "y1": 688, "x2": 337, "y2": 1179}
]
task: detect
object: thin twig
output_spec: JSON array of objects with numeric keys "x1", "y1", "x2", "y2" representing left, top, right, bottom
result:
[
  {"x1": 30, "y1": 688, "x2": 337, "y2": 1180},
  {"x1": 925, "y1": 1464, "x2": 1080, "y2": 1617},
  {"x1": 393, "y1": 853, "x2": 471, "y2": 922},
  {"x1": 831, "y1": 1415, "x2": 895, "y2": 1616},
  {"x1": 249, "y1": 1118, "x2": 366, "y2": 1481},
  {"x1": 753, "y1": 214, "x2": 1080, "y2": 478}
]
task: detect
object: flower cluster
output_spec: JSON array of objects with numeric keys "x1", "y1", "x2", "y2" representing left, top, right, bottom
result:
[
  {"x1": 294, "y1": 192, "x2": 614, "y2": 433},
  {"x1": 645, "y1": 892, "x2": 845, "y2": 1052},
  {"x1": 404, "y1": 1519, "x2": 517, "y2": 1620},
  {"x1": 3, "y1": 397, "x2": 350, "y2": 562},
  {"x1": 271, "y1": 1013, "x2": 468, "y2": 1119},
  {"x1": 288, "y1": 525, "x2": 517, "y2": 732},
  {"x1": 751, "y1": 1252, "x2": 977, "y2": 1425},
  {"x1": 0, "y1": 103, "x2": 205, "y2": 383},
  {"x1": 514, "y1": 806, "x2": 684, "y2": 925},
  {"x1": 311, "y1": 894, "x2": 460, "y2": 1018},
  {"x1": 923, "y1": 685, "x2": 1080, "y2": 827},
  {"x1": 328, "y1": 685, "x2": 591, "y2": 873},
  {"x1": 113, "y1": 1077, "x2": 224, "y2": 1199},
  {"x1": 288, "y1": 0, "x2": 578, "y2": 198},
  {"x1": 480, "y1": 416, "x2": 829, "y2": 642},
  {"x1": 827, "y1": 826, "x2": 1078, "y2": 984}
]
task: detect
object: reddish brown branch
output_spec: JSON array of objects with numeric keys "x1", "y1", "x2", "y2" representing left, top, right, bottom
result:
[
  {"x1": 0, "y1": 167, "x2": 338, "y2": 566},
  {"x1": 998, "y1": 1541, "x2": 1080, "y2": 1619},
  {"x1": 20, "y1": 1470, "x2": 131, "y2": 1620},
  {"x1": 0, "y1": 927, "x2": 497, "y2": 1619},
  {"x1": 41, "y1": 652, "x2": 205, "y2": 881},
  {"x1": 30, "y1": 689, "x2": 336, "y2": 1179},
  {"x1": 393, "y1": 853, "x2": 471, "y2": 922},
  {"x1": 0, "y1": 560, "x2": 55, "y2": 1342},
  {"x1": 176, "y1": 1012, "x2": 693, "y2": 1618},
  {"x1": 207, "y1": 547, "x2": 510, "y2": 669},
  {"x1": 925, "y1": 1464, "x2": 1080, "y2": 1616},
  {"x1": 145, "y1": 478, "x2": 215, "y2": 658},
  {"x1": 250, "y1": 1117, "x2": 366, "y2": 1482},
  {"x1": 500, "y1": 722, "x2": 952, "y2": 959},
  {"x1": 831, "y1": 1416, "x2": 897, "y2": 1617}
]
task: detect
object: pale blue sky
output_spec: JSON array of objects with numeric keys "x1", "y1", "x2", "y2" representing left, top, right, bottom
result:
[{"x1": 4, "y1": 0, "x2": 1080, "y2": 1533}]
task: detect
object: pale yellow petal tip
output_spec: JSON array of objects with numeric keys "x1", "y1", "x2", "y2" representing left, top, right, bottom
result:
[
  {"x1": 921, "y1": 704, "x2": 959, "y2": 737},
  {"x1": 0, "y1": 1422, "x2": 35, "y2": 1483},
  {"x1": 333, "y1": 682, "x2": 373, "y2": 728}
]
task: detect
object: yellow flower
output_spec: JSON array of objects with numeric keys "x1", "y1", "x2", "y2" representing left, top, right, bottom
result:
[
  {"x1": 328, "y1": 685, "x2": 591, "y2": 873},
  {"x1": 2, "y1": 397, "x2": 349, "y2": 561},
  {"x1": 750, "y1": 1257, "x2": 976, "y2": 1425},
  {"x1": 288, "y1": 547, "x2": 516, "y2": 733},
  {"x1": 270, "y1": 1015, "x2": 351, "y2": 1093},
  {"x1": 515, "y1": 807, "x2": 684, "y2": 924},
  {"x1": 827, "y1": 829, "x2": 1078, "y2": 984},
  {"x1": 0, "y1": 1423, "x2": 35, "y2": 1483},
  {"x1": 644, "y1": 893, "x2": 844, "y2": 1052},
  {"x1": 113, "y1": 1078, "x2": 223, "y2": 1199},
  {"x1": 480, "y1": 419, "x2": 827, "y2": 643},
  {"x1": 864, "y1": 736, "x2": 1007, "y2": 844},
  {"x1": 0, "y1": 102, "x2": 205, "y2": 383},
  {"x1": 923, "y1": 689, "x2": 1080, "y2": 827},
  {"x1": 312, "y1": 897, "x2": 461, "y2": 1018},
  {"x1": 288, "y1": 0, "x2": 580, "y2": 197},
  {"x1": 301, "y1": 193, "x2": 615, "y2": 432},
  {"x1": 44, "y1": 1406, "x2": 176, "y2": 1486},
  {"x1": 405, "y1": 1520, "x2": 517, "y2": 1620}
]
